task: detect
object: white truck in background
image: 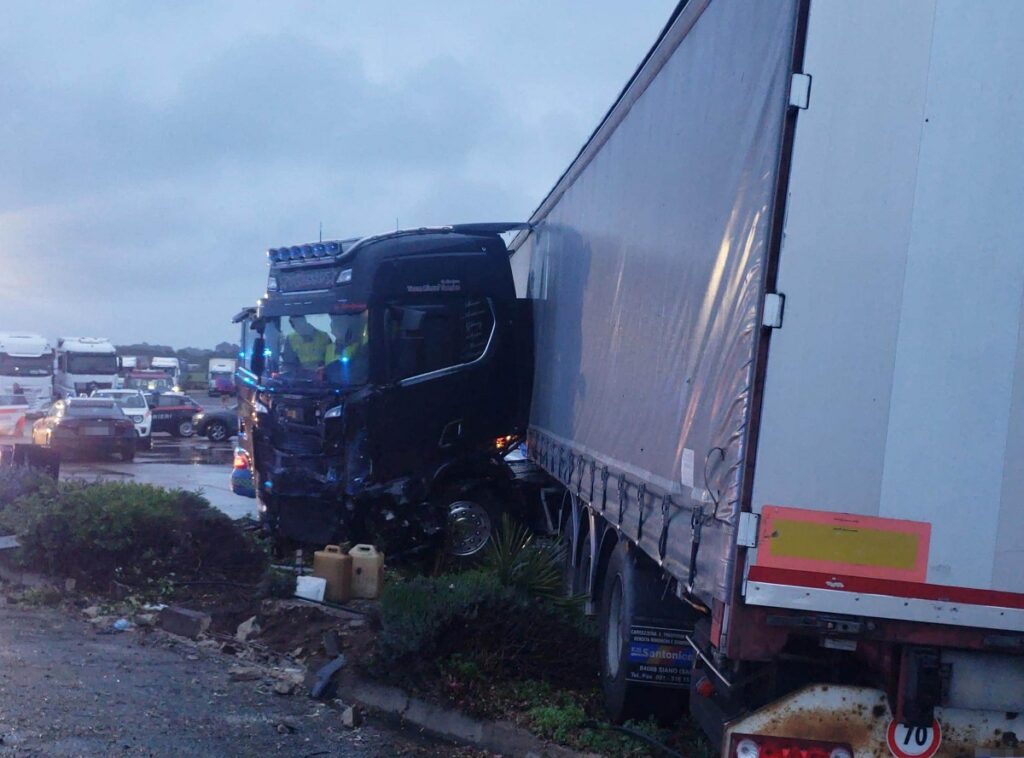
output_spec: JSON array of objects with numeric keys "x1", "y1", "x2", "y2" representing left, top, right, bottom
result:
[
  {"x1": 0, "y1": 332, "x2": 54, "y2": 414},
  {"x1": 54, "y1": 337, "x2": 119, "y2": 398},
  {"x1": 207, "y1": 358, "x2": 236, "y2": 396},
  {"x1": 150, "y1": 356, "x2": 182, "y2": 391}
]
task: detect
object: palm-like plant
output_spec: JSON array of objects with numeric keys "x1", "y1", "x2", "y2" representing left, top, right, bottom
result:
[{"x1": 485, "y1": 515, "x2": 568, "y2": 602}]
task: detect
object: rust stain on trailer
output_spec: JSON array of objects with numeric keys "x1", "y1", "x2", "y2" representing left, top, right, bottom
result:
[{"x1": 755, "y1": 693, "x2": 890, "y2": 758}]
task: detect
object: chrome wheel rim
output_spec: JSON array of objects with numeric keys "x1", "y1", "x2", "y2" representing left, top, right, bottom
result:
[{"x1": 446, "y1": 500, "x2": 492, "y2": 557}]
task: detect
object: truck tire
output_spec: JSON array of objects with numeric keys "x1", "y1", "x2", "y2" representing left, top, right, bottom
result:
[
  {"x1": 599, "y1": 540, "x2": 690, "y2": 725},
  {"x1": 439, "y1": 482, "x2": 503, "y2": 561}
]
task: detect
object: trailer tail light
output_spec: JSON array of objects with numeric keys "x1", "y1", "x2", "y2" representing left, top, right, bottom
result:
[
  {"x1": 233, "y1": 449, "x2": 250, "y2": 470},
  {"x1": 731, "y1": 734, "x2": 853, "y2": 758}
]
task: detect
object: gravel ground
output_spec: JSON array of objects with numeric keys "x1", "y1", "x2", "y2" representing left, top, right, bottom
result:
[{"x1": 0, "y1": 602, "x2": 457, "y2": 757}]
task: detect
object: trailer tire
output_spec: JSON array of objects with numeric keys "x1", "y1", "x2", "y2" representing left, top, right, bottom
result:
[{"x1": 599, "y1": 540, "x2": 689, "y2": 725}]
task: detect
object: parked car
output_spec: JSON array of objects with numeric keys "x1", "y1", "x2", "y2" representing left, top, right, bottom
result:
[
  {"x1": 31, "y1": 397, "x2": 135, "y2": 460},
  {"x1": 90, "y1": 388, "x2": 153, "y2": 450},
  {"x1": 0, "y1": 393, "x2": 29, "y2": 436},
  {"x1": 148, "y1": 392, "x2": 203, "y2": 437},
  {"x1": 192, "y1": 404, "x2": 237, "y2": 442}
]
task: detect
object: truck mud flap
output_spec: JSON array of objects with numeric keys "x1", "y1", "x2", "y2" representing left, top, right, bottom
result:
[{"x1": 627, "y1": 616, "x2": 695, "y2": 689}]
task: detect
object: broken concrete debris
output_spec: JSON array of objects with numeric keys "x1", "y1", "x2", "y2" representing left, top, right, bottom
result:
[
  {"x1": 158, "y1": 606, "x2": 211, "y2": 640},
  {"x1": 235, "y1": 615, "x2": 259, "y2": 643},
  {"x1": 341, "y1": 704, "x2": 362, "y2": 729}
]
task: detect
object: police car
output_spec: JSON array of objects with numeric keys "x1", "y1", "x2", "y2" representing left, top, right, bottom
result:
[{"x1": 149, "y1": 392, "x2": 203, "y2": 437}]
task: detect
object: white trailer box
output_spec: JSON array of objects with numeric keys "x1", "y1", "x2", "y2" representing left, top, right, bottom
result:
[{"x1": 512, "y1": 0, "x2": 1024, "y2": 752}]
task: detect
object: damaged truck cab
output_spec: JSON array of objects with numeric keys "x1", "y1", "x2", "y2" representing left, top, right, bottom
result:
[{"x1": 236, "y1": 225, "x2": 528, "y2": 556}]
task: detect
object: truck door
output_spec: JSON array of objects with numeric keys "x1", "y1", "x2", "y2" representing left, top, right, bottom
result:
[{"x1": 374, "y1": 296, "x2": 497, "y2": 483}]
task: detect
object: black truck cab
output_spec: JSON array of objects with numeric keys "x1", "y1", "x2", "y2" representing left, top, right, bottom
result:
[{"x1": 236, "y1": 224, "x2": 529, "y2": 557}]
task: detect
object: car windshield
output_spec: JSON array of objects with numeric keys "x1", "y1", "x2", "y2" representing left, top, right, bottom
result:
[
  {"x1": 0, "y1": 353, "x2": 52, "y2": 377},
  {"x1": 66, "y1": 403, "x2": 124, "y2": 419},
  {"x1": 96, "y1": 392, "x2": 146, "y2": 409},
  {"x1": 67, "y1": 353, "x2": 118, "y2": 374},
  {"x1": 262, "y1": 311, "x2": 368, "y2": 387}
]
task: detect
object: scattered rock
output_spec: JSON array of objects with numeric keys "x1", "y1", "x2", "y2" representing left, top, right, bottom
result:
[
  {"x1": 82, "y1": 606, "x2": 102, "y2": 619},
  {"x1": 275, "y1": 721, "x2": 297, "y2": 734},
  {"x1": 197, "y1": 639, "x2": 221, "y2": 651},
  {"x1": 134, "y1": 613, "x2": 157, "y2": 627},
  {"x1": 341, "y1": 705, "x2": 362, "y2": 729},
  {"x1": 64, "y1": 578, "x2": 76, "y2": 593},
  {"x1": 347, "y1": 619, "x2": 365, "y2": 629},
  {"x1": 158, "y1": 607, "x2": 211, "y2": 640},
  {"x1": 272, "y1": 680, "x2": 295, "y2": 696},
  {"x1": 235, "y1": 615, "x2": 260, "y2": 643},
  {"x1": 290, "y1": 646, "x2": 303, "y2": 658},
  {"x1": 228, "y1": 665, "x2": 262, "y2": 682}
]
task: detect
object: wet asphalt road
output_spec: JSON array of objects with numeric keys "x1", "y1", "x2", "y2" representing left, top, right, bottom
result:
[
  {"x1": 58, "y1": 435, "x2": 256, "y2": 521},
  {"x1": 0, "y1": 604, "x2": 415, "y2": 757}
]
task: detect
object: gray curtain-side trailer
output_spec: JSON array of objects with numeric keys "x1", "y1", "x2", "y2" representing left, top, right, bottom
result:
[{"x1": 509, "y1": 0, "x2": 1024, "y2": 754}]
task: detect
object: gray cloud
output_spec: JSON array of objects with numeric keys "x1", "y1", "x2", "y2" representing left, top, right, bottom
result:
[{"x1": 0, "y1": 1, "x2": 674, "y2": 346}]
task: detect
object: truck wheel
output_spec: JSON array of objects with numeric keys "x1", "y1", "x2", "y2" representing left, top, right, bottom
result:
[
  {"x1": 176, "y1": 420, "x2": 194, "y2": 438},
  {"x1": 206, "y1": 420, "x2": 228, "y2": 442},
  {"x1": 440, "y1": 483, "x2": 502, "y2": 560},
  {"x1": 599, "y1": 540, "x2": 689, "y2": 724}
]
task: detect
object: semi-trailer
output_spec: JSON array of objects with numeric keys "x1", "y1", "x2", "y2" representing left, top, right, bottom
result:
[{"x1": 508, "y1": 0, "x2": 1024, "y2": 753}]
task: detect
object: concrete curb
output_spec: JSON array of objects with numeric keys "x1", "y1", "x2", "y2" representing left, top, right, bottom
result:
[{"x1": 339, "y1": 676, "x2": 582, "y2": 757}]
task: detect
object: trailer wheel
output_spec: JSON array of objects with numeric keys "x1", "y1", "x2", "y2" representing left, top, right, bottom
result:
[{"x1": 599, "y1": 540, "x2": 689, "y2": 724}]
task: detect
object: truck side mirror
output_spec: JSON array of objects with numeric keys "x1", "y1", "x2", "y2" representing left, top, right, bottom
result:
[{"x1": 251, "y1": 338, "x2": 266, "y2": 376}]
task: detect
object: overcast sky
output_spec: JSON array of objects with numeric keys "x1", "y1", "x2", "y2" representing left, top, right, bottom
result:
[{"x1": 0, "y1": 1, "x2": 675, "y2": 348}]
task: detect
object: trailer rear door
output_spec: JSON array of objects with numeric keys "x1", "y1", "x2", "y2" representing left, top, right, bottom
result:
[{"x1": 748, "y1": 0, "x2": 1024, "y2": 630}]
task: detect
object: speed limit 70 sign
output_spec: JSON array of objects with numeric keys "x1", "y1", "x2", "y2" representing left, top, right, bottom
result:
[{"x1": 886, "y1": 720, "x2": 941, "y2": 758}]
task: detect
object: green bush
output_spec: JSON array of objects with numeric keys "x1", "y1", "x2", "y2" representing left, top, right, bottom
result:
[
  {"x1": 376, "y1": 570, "x2": 596, "y2": 685},
  {"x1": 4, "y1": 481, "x2": 266, "y2": 590},
  {"x1": 0, "y1": 466, "x2": 54, "y2": 514}
]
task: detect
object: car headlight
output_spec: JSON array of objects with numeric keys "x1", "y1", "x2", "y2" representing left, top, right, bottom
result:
[
  {"x1": 130, "y1": 415, "x2": 144, "y2": 423},
  {"x1": 255, "y1": 400, "x2": 269, "y2": 414}
]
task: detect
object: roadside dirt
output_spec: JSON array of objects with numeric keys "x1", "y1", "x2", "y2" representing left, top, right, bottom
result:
[{"x1": 0, "y1": 596, "x2": 478, "y2": 757}]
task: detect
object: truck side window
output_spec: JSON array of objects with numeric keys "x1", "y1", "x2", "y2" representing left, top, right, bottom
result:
[{"x1": 385, "y1": 297, "x2": 495, "y2": 382}]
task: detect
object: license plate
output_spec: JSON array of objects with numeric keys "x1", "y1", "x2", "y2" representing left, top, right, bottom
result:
[{"x1": 82, "y1": 426, "x2": 109, "y2": 436}]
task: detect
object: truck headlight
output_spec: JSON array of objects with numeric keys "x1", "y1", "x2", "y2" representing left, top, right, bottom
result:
[{"x1": 323, "y1": 405, "x2": 343, "y2": 419}]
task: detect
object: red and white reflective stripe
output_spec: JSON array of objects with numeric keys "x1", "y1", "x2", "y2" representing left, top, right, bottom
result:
[
  {"x1": 746, "y1": 566, "x2": 1024, "y2": 632},
  {"x1": 748, "y1": 566, "x2": 1024, "y2": 609}
]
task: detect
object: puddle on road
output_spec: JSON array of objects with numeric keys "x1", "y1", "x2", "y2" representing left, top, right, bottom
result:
[{"x1": 143, "y1": 438, "x2": 233, "y2": 466}]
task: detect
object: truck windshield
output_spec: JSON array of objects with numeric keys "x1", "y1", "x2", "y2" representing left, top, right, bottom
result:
[
  {"x1": 0, "y1": 354, "x2": 52, "y2": 377},
  {"x1": 67, "y1": 354, "x2": 118, "y2": 374},
  {"x1": 263, "y1": 311, "x2": 369, "y2": 387}
]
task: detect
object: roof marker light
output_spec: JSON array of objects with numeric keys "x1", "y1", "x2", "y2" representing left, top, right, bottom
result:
[
  {"x1": 313, "y1": 244, "x2": 326, "y2": 256},
  {"x1": 301, "y1": 245, "x2": 314, "y2": 258},
  {"x1": 326, "y1": 242, "x2": 340, "y2": 254},
  {"x1": 289, "y1": 246, "x2": 302, "y2": 260}
]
